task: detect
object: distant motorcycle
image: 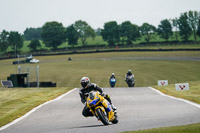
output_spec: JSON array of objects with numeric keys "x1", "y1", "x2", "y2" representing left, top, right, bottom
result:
[
  {"x1": 126, "y1": 75, "x2": 135, "y2": 87},
  {"x1": 109, "y1": 78, "x2": 116, "y2": 88}
]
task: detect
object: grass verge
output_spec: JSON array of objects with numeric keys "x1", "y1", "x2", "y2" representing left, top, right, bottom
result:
[
  {"x1": 123, "y1": 123, "x2": 200, "y2": 133},
  {"x1": 0, "y1": 87, "x2": 71, "y2": 127}
]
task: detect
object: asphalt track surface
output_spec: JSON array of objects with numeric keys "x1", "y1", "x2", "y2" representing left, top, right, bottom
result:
[{"x1": 1, "y1": 87, "x2": 200, "y2": 133}]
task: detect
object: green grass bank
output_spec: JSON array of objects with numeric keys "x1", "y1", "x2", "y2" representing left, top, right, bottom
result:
[
  {"x1": 123, "y1": 123, "x2": 200, "y2": 133},
  {"x1": 0, "y1": 87, "x2": 71, "y2": 127}
]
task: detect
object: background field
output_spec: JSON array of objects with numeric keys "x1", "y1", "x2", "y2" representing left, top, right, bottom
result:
[{"x1": 1, "y1": 51, "x2": 200, "y2": 88}]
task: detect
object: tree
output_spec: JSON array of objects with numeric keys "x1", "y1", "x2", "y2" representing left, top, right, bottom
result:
[
  {"x1": 74, "y1": 20, "x2": 95, "y2": 46},
  {"x1": 0, "y1": 30, "x2": 9, "y2": 52},
  {"x1": 178, "y1": 13, "x2": 192, "y2": 41},
  {"x1": 197, "y1": 19, "x2": 200, "y2": 37},
  {"x1": 157, "y1": 19, "x2": 173, "y2": 41},
  {"x1": 8, "y1": 31, "x2": 24, "y2": 52},
  {"x1": 23, "y1": 27, "x2": 41, "y2": 40},
  {"x1": 41, "y1": 21, "x2": 66, "y2": 49},
  {"x1": 119, "y1": 21, "x2": 140, "y2": 45},
  {"x1": 101, "y1": 21, "x2": 120, "y2": 46},
  {"x1": 140, "y1": 23, "x2": 156, "y2": 43},
  {"x1": 171, "y1": 18, "x2": 179, "y2": 41},
  {"x1": 187, "y1": 10, "x2": 200, "y2": 41},
  {"x1": 66, "y1": 24, "x2": 79, "y2": 48},
  {"x1": 95, "y1": 28, "x2": 102, "y2": 36},
  {"x1": 29, "y1": 39, "x2": 41, "y2": 51}
]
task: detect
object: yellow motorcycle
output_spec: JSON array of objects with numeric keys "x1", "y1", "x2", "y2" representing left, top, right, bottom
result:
[{"x1": 86, "y1": 91, "x2": 118, "y2": 125}]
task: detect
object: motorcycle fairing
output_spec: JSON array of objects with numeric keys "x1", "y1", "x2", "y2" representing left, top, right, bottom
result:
[
  {"x1": 101, "y1": 99, "x2": 111, "y2": 112},
  {"x1": 86, "y1": 91, "x2": 115, "y2": 122}
]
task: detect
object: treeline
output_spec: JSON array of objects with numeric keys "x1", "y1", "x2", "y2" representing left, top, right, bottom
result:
[{"x1": 0, "y1": 10, "x2": 200, "y2": 53}]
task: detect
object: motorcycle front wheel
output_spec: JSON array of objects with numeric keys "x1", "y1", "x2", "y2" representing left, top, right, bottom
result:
[
  {"x1": 96, "y1": 108, "x2": 109, "y2": 125},
  {"x1": 111, "y1": 114, "x2": 118, "y2": 124}
]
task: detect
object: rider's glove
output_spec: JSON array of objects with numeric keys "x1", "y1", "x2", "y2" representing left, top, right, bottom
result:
[{"x1": 101, "y1": 92, "x2": 106, "y2": 97}]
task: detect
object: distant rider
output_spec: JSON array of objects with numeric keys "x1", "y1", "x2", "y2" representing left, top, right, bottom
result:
[
  {"x1": 79, "y1": 77, "x2": 117, "y2": 117},
  {"x1": 109, "y1": 73, "x2": 116, "y2": 82},
  {"x1": 125, "y1": 69, "x2": 134, "y2": 81}
]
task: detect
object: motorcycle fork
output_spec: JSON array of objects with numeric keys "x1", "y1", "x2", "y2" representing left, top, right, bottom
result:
[
  {"x1": 101, "y1": 99, "x2": 115, "y2": 121},
  {"x1": 95, "y1": 106, "x2": 106, "y2": 120}
]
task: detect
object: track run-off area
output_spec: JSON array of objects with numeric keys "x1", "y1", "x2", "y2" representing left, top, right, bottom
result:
[{"x1": 0, "y1": 87, "x2": 200, "y2": 133}]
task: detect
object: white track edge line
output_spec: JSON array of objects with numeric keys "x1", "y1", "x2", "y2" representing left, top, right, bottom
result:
[
  {"x1": 0, "y1": 88, "x2": 78, "y2": 131},
  {"x1": 148, "y1": 87, "x2": 200, "y2": 109}
]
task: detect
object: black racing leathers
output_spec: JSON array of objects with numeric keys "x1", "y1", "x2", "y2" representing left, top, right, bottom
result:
[
  {"x1": 125, "y1": 72, "x2": 134, "y2": 81},
  {"x1": 79, "y1": 83, "x2": 112, "y2": 117},
  {"x1": 79, "y1": 83, "x2": 103, "y2": 104}
]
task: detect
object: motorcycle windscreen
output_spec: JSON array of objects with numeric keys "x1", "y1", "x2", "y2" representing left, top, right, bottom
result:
[{"x1": 88, "y1": 98, "x2": 101, "y2": 106}]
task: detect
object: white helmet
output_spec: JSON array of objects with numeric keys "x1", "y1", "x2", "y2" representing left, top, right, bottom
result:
[
  {"x1": 112, "y1": 73, "x2": 115, "y2": 76},
  {"x1": 80, "y1": 77, "x2": 90, "y2": 88}
]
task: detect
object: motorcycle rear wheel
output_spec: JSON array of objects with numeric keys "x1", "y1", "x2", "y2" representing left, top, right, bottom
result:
[
  {"x1": 96, "y1": 108, "x2": 109, "y2": 125},
  {"x1": 128, "y1": 82, "x2": 134, "y2": 87}
]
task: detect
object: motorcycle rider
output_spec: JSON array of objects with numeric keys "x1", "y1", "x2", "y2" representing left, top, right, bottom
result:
[
  {"x1": 109, "y1": 73, "x2": 116, "y2": 82},
  {"x1": 125, "y1": 69, "x2": 134, "y2": 81},
  {"x1": 79, "y1": 77, "x2": 117, "y2": 117},
  {"x1": 109, "y1": 73, "x2": 116, "y2": 87}
]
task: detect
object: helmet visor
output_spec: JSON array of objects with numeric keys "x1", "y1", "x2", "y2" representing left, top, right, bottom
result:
[{"x1": 81, "y1": 82, "x2": 88, "y2": 88}]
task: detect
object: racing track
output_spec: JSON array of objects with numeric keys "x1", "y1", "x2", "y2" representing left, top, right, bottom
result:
[{"x1": 0, "y1": 87, "x2": 200, "y2": 133}]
